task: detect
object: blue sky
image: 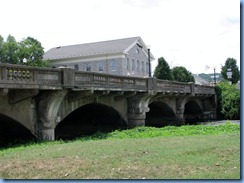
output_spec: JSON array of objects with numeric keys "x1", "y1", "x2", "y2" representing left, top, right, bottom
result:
[{"x1": 0, "y1": 0, "x2": 240, "y2": 74}]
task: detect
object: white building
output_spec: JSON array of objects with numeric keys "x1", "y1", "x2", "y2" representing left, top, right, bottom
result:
[{"x1": 44, "y1": 37, "x2": 155, "y2": 77}]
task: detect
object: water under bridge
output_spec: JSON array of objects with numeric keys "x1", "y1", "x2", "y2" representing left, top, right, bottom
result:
[{"x1": 0, "y1": 64, "x2": 216, "y2": 144}]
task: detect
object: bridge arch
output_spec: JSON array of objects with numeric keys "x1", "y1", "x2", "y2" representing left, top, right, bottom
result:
[
  {"x1": 55, "y1": 103, "x2": 127, "y2": 139},
  {"x1": 183, "y1": 99, "x2": 203, "y2": 124},
  {"x1": 0, "y1": 113, "x2": 36, "y2": 147},
  {"x1": 146, "y1": 101, "x2": 176, "y2": 127}
]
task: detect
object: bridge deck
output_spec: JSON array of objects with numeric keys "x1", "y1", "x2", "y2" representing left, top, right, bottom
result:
[{"x1": 0, "y1": 64, "x2": 215, "y2": 95}]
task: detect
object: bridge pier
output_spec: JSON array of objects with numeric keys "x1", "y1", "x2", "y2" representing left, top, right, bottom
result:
[
  {"x1": 35, "y1": 90, "x2": 67, "y2": 141},
  {"x1": 175, "y1": 109, "x2": 185, "y2": 125},
  {"x1": 175, "y1": 98, "x2": 185, "y2": 125},
  {"x1": 37, "y1": 128, "x2": 55, "y2": 141},
  {"x1": 127, "y1": 93, "x2": 153, "y2": 128},
  {"x1": 127, "y1": 113, "x2": 146, "y2": 128}
]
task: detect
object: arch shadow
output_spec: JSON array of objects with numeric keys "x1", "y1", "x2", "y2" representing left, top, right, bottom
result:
[
  {"x1": 146, "y1": 102, "x2": 176, "y2": 127},
  {"x1": 0, "y1": 114, "x2": 36, "y2": 147},
  {"x1": 184, "y1": 100, "x2": 203, "y2": 124},
  {"x1": 55, "y1": 103, "x2": 127, "y2": 139}
]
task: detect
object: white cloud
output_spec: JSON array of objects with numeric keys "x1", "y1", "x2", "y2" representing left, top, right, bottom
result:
[{"x1": 0, "y1": 0, "x2": 240, "y2": 74}]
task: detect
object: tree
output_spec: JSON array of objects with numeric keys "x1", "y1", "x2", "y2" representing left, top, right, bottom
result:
[
  {"x1": 18, "y1": 37, "x2": 48, "y2": 67},
  {"x1": 1, "y1": 35, "x2": 20, "y2": 64},
  {"x1": 0, "y1": 35, "x2": 4, "y2": 62},
  {"x1": 221, "y1": 58, "x2": 240, "y2": 84},
  {"x1": 153, "y1": 57, "x2": 174, "y2": 80},
  {"x1": 0, "y1": 35, "x2": 49, "y2": 67},
  {"x1": 172, "y1": 66, "x2": 195, "y2": 83}
]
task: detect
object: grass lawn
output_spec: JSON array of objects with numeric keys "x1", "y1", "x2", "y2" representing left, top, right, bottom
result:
[{"x1": 0, "y1": 124, "x2": 240, "y2": 179}]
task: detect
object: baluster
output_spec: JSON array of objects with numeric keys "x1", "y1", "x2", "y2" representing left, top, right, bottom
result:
[
  {"x1": 26, "y1": 70, "x2": 30, "y2": 80},
  {"x1": 22, "y1": 70, "x2": 26, "y2": 80},
  {"x1": 13, "y1": 70, "x2": 17, "y2": 80},
  {"x1": 18, "y1": 70, "x2": 22, "y2": 80},
  {"x1": 8, "y1": 69, "x2": 13, "y2": 80}
]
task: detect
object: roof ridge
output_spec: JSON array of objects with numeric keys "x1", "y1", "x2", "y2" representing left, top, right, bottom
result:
[{"x1": 54, "y1": 36, "x2": 141, "y2": 49}]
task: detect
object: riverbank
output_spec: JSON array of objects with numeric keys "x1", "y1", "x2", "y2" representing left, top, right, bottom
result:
[
  {"x1": 0, "y1": 128, "x2": 240, "y2": 179},
  {"x1": 197, "y1": 120, "x2": 240, "y2": 126}
]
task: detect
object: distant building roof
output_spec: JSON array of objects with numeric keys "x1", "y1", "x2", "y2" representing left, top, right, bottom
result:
[
  {"x1": 44, "y1": 37, "x2": 154, "y2": 60},
  {"x1": 193, "y1": 74, "x2": 209, "y2": 85}
]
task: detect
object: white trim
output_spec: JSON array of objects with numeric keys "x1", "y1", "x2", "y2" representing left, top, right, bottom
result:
[
  {"x1": 123, "y1": 37, "x2": 155, "y2": 61},
  {"x1": 123, "y1": 38, "x2": 140, "y2": 54}
]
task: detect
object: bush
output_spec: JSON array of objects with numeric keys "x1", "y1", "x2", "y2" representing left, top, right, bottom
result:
[{"x1": 215, "y1": 81, "x2": 240, "y2": 119}]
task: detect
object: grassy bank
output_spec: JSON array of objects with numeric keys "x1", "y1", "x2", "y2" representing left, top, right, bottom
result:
[{"x1": 0, "y1": 123, "x2": 240, "y2": 179}]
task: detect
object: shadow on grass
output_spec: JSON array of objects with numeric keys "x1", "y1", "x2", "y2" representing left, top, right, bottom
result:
[{"x1": 0, "y1": 131, "x2": 112, "y2": 150}]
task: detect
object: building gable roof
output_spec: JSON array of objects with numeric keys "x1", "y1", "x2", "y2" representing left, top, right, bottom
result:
[{"x1": 43, "y1": 37, "x2": 154, "y2": 60}]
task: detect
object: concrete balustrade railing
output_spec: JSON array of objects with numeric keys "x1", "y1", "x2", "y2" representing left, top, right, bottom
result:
[
  {"x1": 195, "y1": 85, "x2": 215, "y2": 95},
  {"x1": 0, "y1": 64, "x2": 34, "y2": 81},
  {"x1": 74, "y1": 70, "x2": 148, "y2": 91},
  {"x1": 0, "y1": 64, "x2": 215, "y2": 95},
  {"x1": 0, "y1": 64, "x2": 62, "y2": 89},
  {"x1": 156, "y1": 79, "x2": 192, "y2": 94}
]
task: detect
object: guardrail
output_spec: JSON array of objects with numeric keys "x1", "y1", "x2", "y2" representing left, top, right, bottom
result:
[{"x1": 0, "y1": 64, "x2": 215, "y2": 95}]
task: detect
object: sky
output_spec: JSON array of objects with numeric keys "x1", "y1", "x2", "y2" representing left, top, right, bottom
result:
[{"x1": 0, "y1": 0, "x2": 240, "y2": 74}]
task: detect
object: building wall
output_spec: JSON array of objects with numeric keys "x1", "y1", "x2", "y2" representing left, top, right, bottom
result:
[
  {"x1": 124, "y1": 44, "x2": 149, "y2": 77},
  {"x1": 50, "y1": 44, "x2": 149, "y2": 77}
]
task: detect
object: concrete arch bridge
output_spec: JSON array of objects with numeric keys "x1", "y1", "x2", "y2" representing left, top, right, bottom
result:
[{"x1": 0, "y1": 64, "x2": 216, "y2": 143}]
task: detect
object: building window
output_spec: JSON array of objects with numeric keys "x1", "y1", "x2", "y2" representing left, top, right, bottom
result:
[
  {"x1": 85, "y1": 63, "x2": 91, "y2": 71},
  {"x1": 98, "y1": 63, "x2": 104, "y2": 72},
  {"x1": 74, "y1": 64, "x2": 79, "y2": 71},
  {"x1": 132, "y1": 59, "x2": 135, "y2": 71},
  {"x1": 127, "y1": 58, "x2": 130, "y2": 71},
  {"x1": 137, "y1": 60, "x2": 140, "y2": 73},
  {"x1": 142, "y1": 61, "x2": 144, "y2": 73},
  {"x1": 110, "y1": 60, "x2": 117, "y2": 71}
]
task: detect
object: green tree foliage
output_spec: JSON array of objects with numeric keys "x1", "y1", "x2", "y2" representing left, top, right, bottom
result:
[
  {"x1": 221, "y1": 58, "x2": 240, "y2": 84},
  {"x1": 0, "y1": 35, "x2": 49, "y2": 67},
  {"x1": 1, "y1": 35, "x2": 20, "y2": 64},
  {"x1": 215, "y1": 81, "x2": 240, "y2": 120},
  {"x1": 0, "y1": 35, "x2": 4, "y2": 62},
  {"x1": 153, "y1": 57, "x2": 174, "y2": 80},
  {"x1": 172, "y1": 66, "x2": 195, "y2": 83},
  {"x1": 19, "y1": 37, "x2": 44, "y2": 64}
]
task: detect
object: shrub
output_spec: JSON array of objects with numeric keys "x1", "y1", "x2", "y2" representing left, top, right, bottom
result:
[{"x1": 215, "y1": 81, "x2": 240, "y2": 120}]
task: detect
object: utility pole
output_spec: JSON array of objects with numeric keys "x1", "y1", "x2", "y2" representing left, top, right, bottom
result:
[
  {"x1": 148, "y1": 47, "x2": 151, "y2": 77},
  {"x1": 214, "y1": 67, "x2": 216, "y2": 85}
]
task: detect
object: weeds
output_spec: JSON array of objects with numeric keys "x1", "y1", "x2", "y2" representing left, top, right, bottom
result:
[
  {"x1": 86, "y1": 122, "x2": 239, "y2": 140},
  {"x1": 0, "y1": 122, "x2": 239, "y2": 152}
]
